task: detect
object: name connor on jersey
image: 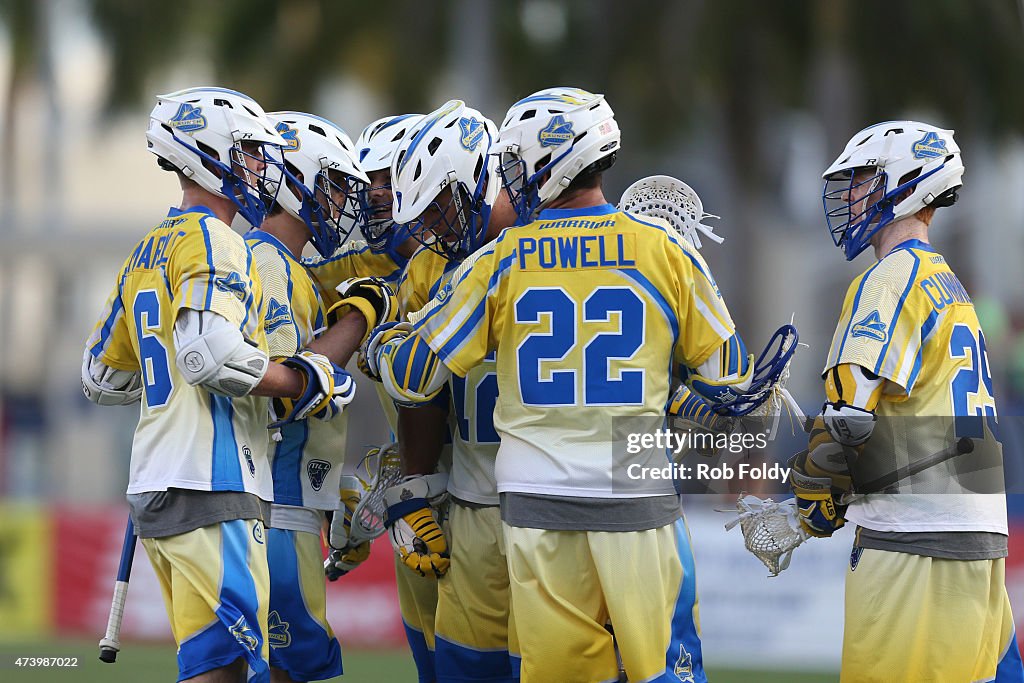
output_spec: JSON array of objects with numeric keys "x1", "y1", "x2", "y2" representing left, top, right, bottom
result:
[{"x1": 518, "y1": 233, "x2": 636, "y2": 271}]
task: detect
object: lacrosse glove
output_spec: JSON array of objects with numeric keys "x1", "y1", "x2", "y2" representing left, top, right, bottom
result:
[
  {"x1": 384, "y1": 474, "x2": 450, "y2": 578},
  {"x1": 788, "y1": 416, "x2": 854, "y2": 537},
  {"x1": 325, "y1": 475, "x2": 372, "y2": 581},
  {"x1": 269, "y1": 350, "x2": 355, "y2": 428}
]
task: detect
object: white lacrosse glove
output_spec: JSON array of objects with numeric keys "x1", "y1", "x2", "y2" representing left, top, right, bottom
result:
[
  {"x1": 383, "y1": 473, "x2": 450, "y2": 578},
  {"x1": 359, "y1": 321, "x2": 413, "y2": 381},
  {"x1": 269, "y1": 350, "x2": 356, "y2": 428},
  {"x1": 325, "y1": 475, "x2": 372, "y2": 581},
  {"x1": 81, "y1": 350, "x2": 144, "y2": 406}
]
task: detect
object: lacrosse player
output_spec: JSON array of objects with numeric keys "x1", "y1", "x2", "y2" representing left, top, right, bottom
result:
[
  {"x1": 790, "y1": 120, "x2": 1023, "y2": 681},
  {"x1": 248, "y1": 110, "x2": 379, "y2": 683},
  {"x1": 362, "y1": 87, "x2": 795, "y2": 683},
  {"x1": 82, "y1": 88, "x2": 355, "y2": 683},
  {"x1": 379, "y1": 99, "x2": 524, "y2": 683}
]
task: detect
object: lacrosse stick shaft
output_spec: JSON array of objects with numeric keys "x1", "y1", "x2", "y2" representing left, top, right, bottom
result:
[
  {"x1": 856, "y1": 438, "x2": 974, "y2": 494},
  {"x1": 99, "y1": 517, "x2": 137, "y2": 663}
]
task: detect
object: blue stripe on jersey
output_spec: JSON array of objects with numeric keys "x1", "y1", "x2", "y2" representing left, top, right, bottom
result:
[
  {"x1": 836, "y1": 259, "x2": 886, "y2": 362},
  {"x1": 536, "y1": 203, "x2": 616, "y2": 219},
  {"x1": 91, "y1": 291, "x2": 125, "y2": 356},
  {"x1": 874, "y1": 251, "x2": 921, "y2": 376},
  {"x1": 906, "y1": 308, "x2": 940, "y2": 392},
  {"x1": 432, "y1": 253, "x2": 516, "y2": 361},
  {"x1": 402, "y1": 620, "x2": 436, "y2": 683},
  {"x1": 198, "y1": 216, "x2": 216, "y2": 310},
  {"x1": 241, "y1": 240, "x2": 255, "y2": 333},
  {"x1": 215, "y1": 520, "x2": 268, "y2": 680},
  {"x1": 273, "y1": 420, "x2": 308, "y2": 506},
  {"x1": 281, "y1": 256, "x2": 302, "y2": 345},
  {"x1": 210, "y1": 395, "x2": 244, "y2": 491},
  {"x1": 435, "y1": 635, "x2": 514, "y2": 683},
  {"x1": 623, "y1": 212, "x2": 716, "y2": 285},
  {"x1": 618, "y1": 268, "x2": 679, "y2": 345}
]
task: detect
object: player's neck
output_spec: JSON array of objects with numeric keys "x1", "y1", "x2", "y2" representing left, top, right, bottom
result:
[
  {"x1": 544, "y1": 186, "x2": 608, "y2": 211},
  {"x1": 259, "y1": 212, "x2": 309, "y2": 259},
  {"x1": 179, "y1": 186, "x2": 236, "y2": 227},
  {"x1": 873, "y1": 217, "x2": 929, "y2": 260}
]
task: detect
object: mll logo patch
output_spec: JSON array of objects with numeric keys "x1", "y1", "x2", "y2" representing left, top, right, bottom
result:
[
  {"x1": 850, "y1": 546, "x2": 864, "y2": 571},
  {"x1": 458, "y1": 117, "x2": 485, "y2": 152},
  {"x1": 275, "y1": 121, "x2": 300, "y2": 151},
  {"x1": 673, "y1": 643, "x2": 695, "y2": 682},
  {"x1": 851, "y1": 309, "x2": 888, "y2": 342},
  {"x1": 538, "y1": 114, "x2": 574, "y2": 147},
  {"x1": 307, "y1": 459, "x2": 332, "y2": 491},
  {"x1": 215, "y1": 272, "x2": 248, "y2": 301},
  {"x1": 912, "y1": 131, "x2": 947, "y2": 160},
  {"x1": 268, "y1": 611, "x2": 292, "y2": 648},
  {"x1": 265, "y1": 298, "x2": 292, "y2": 333},
  {"x1": 168, "y1": 103, "x2": 207, "y2": 132}
]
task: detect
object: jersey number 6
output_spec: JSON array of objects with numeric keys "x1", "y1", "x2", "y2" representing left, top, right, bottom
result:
[{"x1": 133, "y1": 290, "x2": 173, "y2": 408}]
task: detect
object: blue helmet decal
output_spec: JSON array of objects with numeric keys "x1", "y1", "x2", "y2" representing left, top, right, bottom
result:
[
  {"x1": 538, "y1": 115, "x2": 574, "y2": 148},
  {"x1": 275, "y1": 121, "x2": 300, "y2": 151},
  {"x1": 168, "y1": 103, "x2": 207, "y2": 133},
  {"x1": 458, "y1": 116, "x2": 486, "y2": 151},
  {"x1": 912, "y1": 131, "x2": 947, "y2": 160}
]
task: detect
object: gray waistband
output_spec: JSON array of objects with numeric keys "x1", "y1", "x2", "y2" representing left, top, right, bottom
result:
[
  {"x1": 500, "y1": 492, "x2": 681, "y2": 531},
  {"x1": 128, "y1": 488, "x2": 270, "y2": 539},
  {"x1": 855, "y1": 527, "x2": 1008, "y2": 560}
]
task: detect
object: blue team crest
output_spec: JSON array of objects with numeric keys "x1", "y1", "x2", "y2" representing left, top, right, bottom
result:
[
  {"x1": 673, "y1": 643, "x2": 695, "y2": 682},
  {"x1": 267, "y1": 611, "x2": 292, "y2": 648},
  {"x1": 912, "y1": 131, "x2": 947, "y2": 160},
  {"x1": 851, "y1": 309, "x2": 888, "y2": 342},
  {"x1": 168, "y1": 103, "x2": 207, "y2": 133},
  {"x1": 459, "y1": 116, "x2": 486, "y2": 152},
  {"x1": 275, "y1": 121, "x2": 300, "y2": 151},
  {"x1": 265, "y1": 297, "x2": 292, "y2": 333},
  {"x1": 538, "y1": 114, "x2": 574, "y2": 147},
  {"x1": 306, "y1": 459, "x2": 331, "y2": 491},
  {"x1": 850, "y1": 546, "x2": 864, "y2": 571},
  {"x1": 229, "y1": 615, "x2": 259, "y2": 651},
  {"x1": 215, "y1": 272, "x2": 248, "y2": 301}
]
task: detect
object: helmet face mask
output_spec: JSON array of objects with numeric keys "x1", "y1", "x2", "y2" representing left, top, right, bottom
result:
[
  {"x1": 496, "y1": 149, "x2": 542, "y2": 226},
  {"x1": 265, "y1": 112, "x2": 369, "y2": 258},
  {"x1": 390, "y1": 101, "x2": 498, "y2": 262},
  {"x1": 821, "y1": 121, "x2": 963, "y2": 261},
  {"x1": 147, "y1": 87, "x2": 287, "y2": 227},
  {"x1": 353, "y1": 115, "x2": 424, "y2": 255}
]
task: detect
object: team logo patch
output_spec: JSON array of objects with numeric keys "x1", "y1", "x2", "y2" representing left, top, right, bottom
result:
[
  {"x1": 251, "y1": 519, "x2": 264, "y2": 544},
  {"x1": 458, "y1": 116, "x2": 486, "y2": 152},
  {"x1": 268, "y1": 611, "x2": 292, "y2": 648},
  {"x1": 242, "y1": 445, "x2": 256, "y2": 477},
  {"x1": 168, "y1": 103, "x2": 207, "y2": 132},
  {"x1": 673, "y1": 643, "x2": 695, "y2": 682},
  {"x1": 851, "y1": 309, "x2": 887, "y2": 342},
  {"x1": 265, "y1": 298, "x2": 292, "y2": 333},
  {"x1": 229, "y1": 615, "x2": 259, "y2": 651},
  {"x1": 275, "y1": 121, "x2": 300, "y2": 151},
  {"x1": 912, "y1": 131, "x2": 947, "y2": 160},
  {"x1": 436, "y1": 282, "x2": 453, "y2": 303},
  {"x1": 538, "y1": 114, "x2": 574, "y2": 147},
  {"x1": 307, "y1": 459, "x2": 331, "y2": 491},
  {"x1": 850, "y1": 545, "x2": 864, "y2": 571},
  {"x1": 215, "y1": 272, "x2": 248, "y2": 301}
]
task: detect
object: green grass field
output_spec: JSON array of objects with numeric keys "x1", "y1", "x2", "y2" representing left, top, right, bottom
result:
[{"x1": 0, "y1": 639, "x2": 837, "y2": 681}]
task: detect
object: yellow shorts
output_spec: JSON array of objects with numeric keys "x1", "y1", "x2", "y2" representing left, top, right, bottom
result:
[
  {"x1": 141, "y1": 519, "x2": 270, "y2": 682},
  {"x1": 843, "y1": 547, "x2": 1023, "y2": 682},
  {"x1": 266, "y1": 527, "x2": 342, "y2": 681},
  {"x1": 396, "y1": 552, "x2": 440, "y2": 683},
  {"x1": 504, "y1": 517, "x2": 705, "y2": 683},
  {"x1": 436, "y1": 503, "x2": 518, "y2": 682}
]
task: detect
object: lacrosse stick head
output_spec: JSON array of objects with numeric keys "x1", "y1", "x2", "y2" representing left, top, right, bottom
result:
[
  {"x1": 618, "y1": 175, "x2": 724, "y2": 250},
  {"x1": 349, "y1": 443, "x2": 403, "y2": 543},
  {"x1": 724, "y1": 495, "x2": 808, "y2": 576}
]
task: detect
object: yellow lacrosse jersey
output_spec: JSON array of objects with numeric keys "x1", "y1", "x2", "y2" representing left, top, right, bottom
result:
[
  {"x1": 825, "y1": 239, "x2": 1005, "y2": 533},
  {"x1": 398, "y1": 243, "x2": 454, "y2": 318},
  {"x1": 85, "y1": 206, "x2": 272, "y2": 499},
  {"x1": 247, "y1": 230, "x2": 347, "y2": 511},
  {"x1": 414, "y1": 204, "x2": 735, "y2": 499}
]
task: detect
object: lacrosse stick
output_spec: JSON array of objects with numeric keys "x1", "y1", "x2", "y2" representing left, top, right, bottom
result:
[
  {"x1": 99, "y1": 517, "x2": 137, "y2": 662},
  {"x1": 723, "y1": 495, "x2": 807, "y2": 577},
  {"x1": 326, "y1": 443, "x2": 403, "y2": 580},
  {"x1": 618, "y1": 175, "x2": 725, "y2": 250}
]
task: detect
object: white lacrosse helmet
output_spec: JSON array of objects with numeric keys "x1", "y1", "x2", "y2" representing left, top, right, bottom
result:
[
  {"x1": 391, "y1": 100, "x2": 498, "y2": 261},
  {"x1": 822, "y1": 120, "x2": 963, "y2": 260},
  {"x1": 266, "y1": 112, "x2": 369, "y2": 258},
  {"x1": 146, "y1": 86, "x2": 287, "y2": 227},
  {"x1": 491, "y1": 87, "x2": 620, "y2": 224},
  {"x1": 618, "y1": 175, "x2": 724, "y2": 250},
  {"x1": 353, "y1": 114, "x2": 424, "y2": 253}
]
